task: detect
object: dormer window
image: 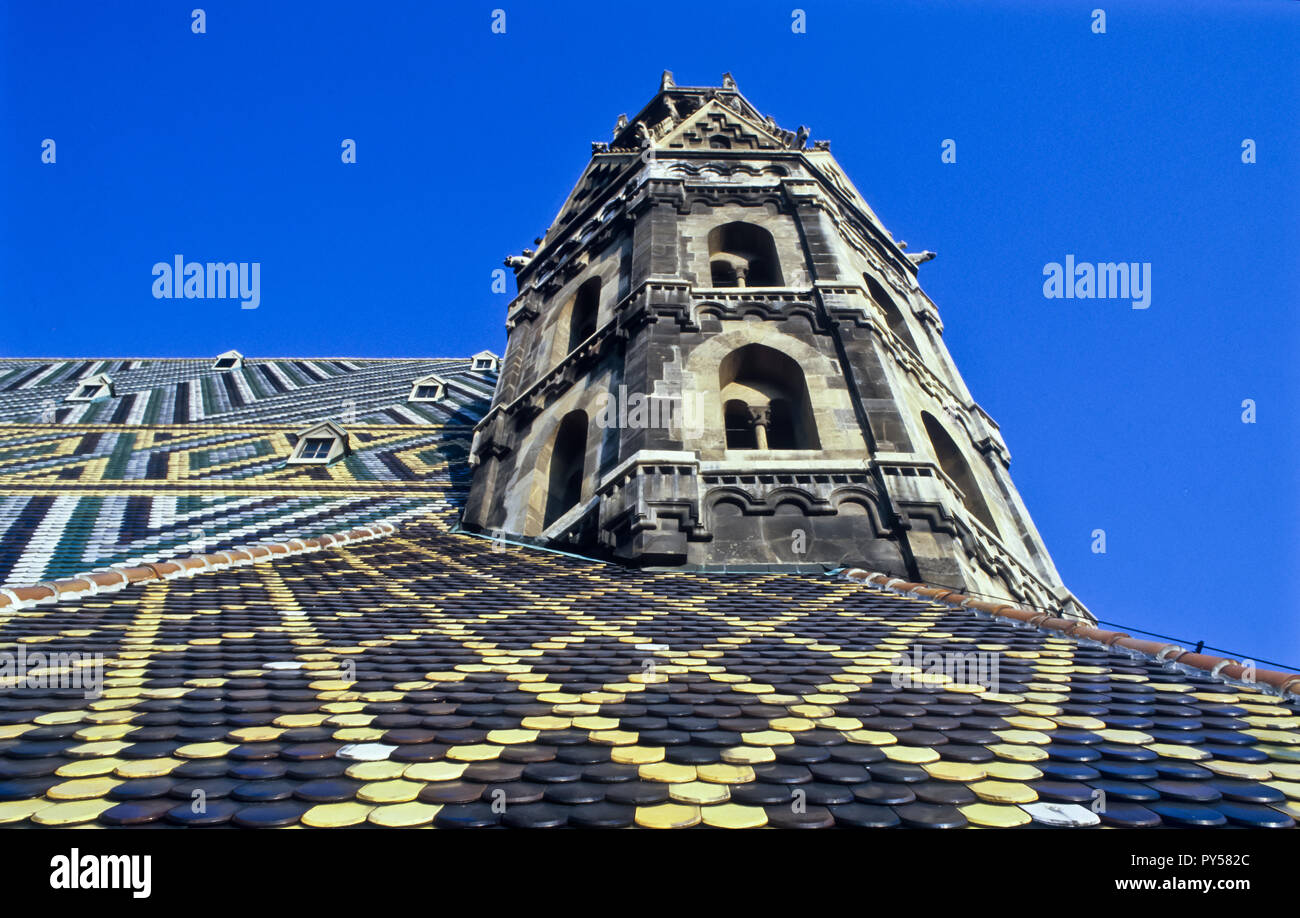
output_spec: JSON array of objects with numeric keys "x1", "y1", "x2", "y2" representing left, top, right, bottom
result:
[
  {"x1": 287, "y1": 420, "x2": 349, "y2": 465},
  {"x1": 409, "y1": 374, "x2": 448, "y2": 403},
  {"x1": 471, "y1": 350, "x2": 500, "y2": 373},
  {"x1": 66, "y1": 373, "x2": 114, "y2": 403},
  {"x1": 212, "y1": 350, "x2": 244, "y2": 370},
  {"x1": 299, "y1": 438, "x2": 334, "y2": 460}
]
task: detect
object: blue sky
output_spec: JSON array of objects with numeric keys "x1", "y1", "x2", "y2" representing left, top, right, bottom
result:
[{"x1": 2, "y1": 1, "x2": 1297, "y2": 666}]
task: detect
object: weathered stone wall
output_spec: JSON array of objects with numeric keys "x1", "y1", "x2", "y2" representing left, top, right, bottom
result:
[{"x1": 465, "y1": 79, "x2": 1084, "y2": 615}]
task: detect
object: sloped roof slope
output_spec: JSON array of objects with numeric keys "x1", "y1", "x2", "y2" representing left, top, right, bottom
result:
[
  {"x1": 0, "y1": 517, "x2": 1296, "y2": 829},
  {"x1": 0, "y1": 357, "x2": 493, "y2": 583}
]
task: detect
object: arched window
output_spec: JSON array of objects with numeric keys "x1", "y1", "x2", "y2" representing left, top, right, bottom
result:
[
  {"x1": 724, "y1": 399, "x2": 757, "y2": 449},
  {"x1": 567, "y1": 277, "x2": 601, "y2": 354},
  {"x1": 708, "y1": 222, "x2": 783, "y2": 288},
  {"x1": 766, "y1": 398, "x2": 798, "y2": 449},
  {"x1": 543, "y1": 410, "x2": 588, "y2": 528},
  {"x1": 921, "y1": 411, "x2": 998, "y2": 535},
  {"x1": 709, "y1": 135, "x2": 731, "y2": 149},
  {"x1": 718, "y1": 344, "x2": 819, "y2": 450},
  {"x1": 864, "y1": 274, "x2": 919, "y2": 354}
]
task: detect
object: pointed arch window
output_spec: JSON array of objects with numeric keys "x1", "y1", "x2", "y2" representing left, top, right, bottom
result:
[
  {"x1": 921, "y1": 411, "x2": 998, "y2": 535},
  {"x1": 718, "y1": 344, "x2": 819, "y2": 450},
  {"x1": 567, "y1": 277, "x2": 601, "y2": 353},
  {"x1": 543, "y1": 410, "x2": 588, "y2": 529},
  {"x1": 708, "y1": 222, "x2": 783, "y2": 288},
  {"x1": 864, "y1": 274, "x2": 919, "y2": 354},
  {"x1": 723, "y1": 400, "x2": 757, "y2": 449}
]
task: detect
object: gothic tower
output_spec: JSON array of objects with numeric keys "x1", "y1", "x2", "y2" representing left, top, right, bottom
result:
[{"x1": 464, "y1": 72, "x2": 1088, "y2": 619}]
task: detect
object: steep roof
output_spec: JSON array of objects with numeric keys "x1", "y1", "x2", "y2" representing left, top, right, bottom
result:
[
  {"x1": 0, "y1": 515, "x2": 1296, "y2": 829},
  {"x1": 0, "y1": 357, "x2": 493, "y2": 584},
  {"x1": 0, "y1": 353, "x2": 1295, "y2": 829}
]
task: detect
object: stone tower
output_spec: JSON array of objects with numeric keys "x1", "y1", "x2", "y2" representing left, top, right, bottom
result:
[{"x1": 464, "y1": 72, "x2": 1087, "y2": 619}]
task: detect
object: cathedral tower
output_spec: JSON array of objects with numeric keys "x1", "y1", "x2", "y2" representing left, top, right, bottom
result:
[{"x1": 464, "y1": 73, "x2": 1087, "y2": 618}]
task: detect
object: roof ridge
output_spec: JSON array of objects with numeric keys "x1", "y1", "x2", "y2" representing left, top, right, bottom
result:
[
  {"x1": 0, "y1": 520, "x2": 402, "y2": 611},
  {"x1": 838, "y1": 568, "x2": 1300, "y2": 701}
]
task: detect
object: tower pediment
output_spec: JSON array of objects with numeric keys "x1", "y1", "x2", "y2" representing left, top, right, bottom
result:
[{"x1": 655, "y1": 98, "x2": 787, "y2": 152}]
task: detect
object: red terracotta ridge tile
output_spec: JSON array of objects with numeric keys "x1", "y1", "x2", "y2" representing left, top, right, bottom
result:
[
  {"x1": 1071, "y1": 626, "x2": 1130, "y2": 646},
  {"x1": 117, "y1": 566, "x2": 158, "y2": 584},
  {"x1": 86, "y1": 571, "x2": 128, "y2": 588},
  {"x1": 1260, "y1": 672, "x2": 1300, "y2": 694}
]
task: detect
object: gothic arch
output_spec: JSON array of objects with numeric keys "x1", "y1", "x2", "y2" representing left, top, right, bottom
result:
[
  {"x1": 680, "y1": 325, "x2": 858, "y2": 455},
  {"x1": 512, "y1": 375, "x2": 615, "y2": 537},
  {"x1": 921, "y1": 411, "x2": 999, "y2": 536},
  {"x1": 864, "y1": 273, "x2": 919, "y2": 354},
  {"x1": 541, "y1": 410, "x2": 589, "y2": 530},
  {"x1": 567, "y1": 277, "x2": 601, "y2": 352},
  {"x1": 718, "y1": 343, "x2": 820, "y2": 450},
  {"x1": 708, "y1": 222, "x2": 783, "y2": 287},
  {"x1": 550, "y1": 276, "x2": 602, "y2": 367}
]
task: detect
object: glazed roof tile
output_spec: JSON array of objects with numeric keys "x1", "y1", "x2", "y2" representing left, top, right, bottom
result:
[
  {"x1": 0, "y1": 357, "x2": 489, "y2": 584},
  {"x1": 0, "y1": 357, "x2": 494, "y2": 426},
  {"x1": 0, "y1": 354, "x2": 1294, "y2": 829},
  {"x1": 0, "y1": 516, "x2": 1295, "y2": 829}
]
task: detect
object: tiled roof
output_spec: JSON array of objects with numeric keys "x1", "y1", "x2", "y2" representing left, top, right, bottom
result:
[
  {"x1": 0, "y1": 516, "x2": 1296, "y2": 829},
  {"x1": 0, "y1": 353, "x2": 1295, "y2": 830},
  {"x1": 0, "y1": 357, "x2": 494, "y2": 426},
  {"x1": 0, "y1": 357, "x2": 490, "y2": 584}
]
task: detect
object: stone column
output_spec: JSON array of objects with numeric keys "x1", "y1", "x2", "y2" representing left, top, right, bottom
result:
[{"x1": 747, "y1": 405, "x2": 771, "y2": 450}]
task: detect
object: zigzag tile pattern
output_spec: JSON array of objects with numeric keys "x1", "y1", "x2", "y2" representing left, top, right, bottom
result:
[
  {"x1": 0, "y1": 358, "x2": 494, "y2": 426},
  {"x1": 0, "y1": 423, "x2": 473, "y2": 584},
  {"x1": 0, "y1": 357, "x2": 490, "y2": 584},
  {"x1": 0, "y1": 520, "x2": 1296, "y2": 829}
]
